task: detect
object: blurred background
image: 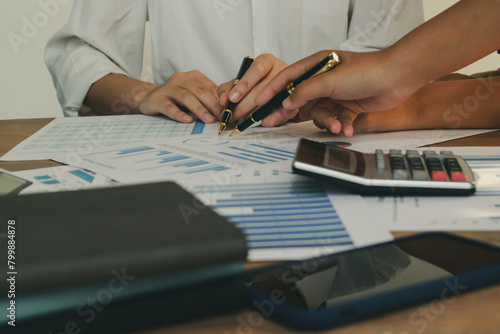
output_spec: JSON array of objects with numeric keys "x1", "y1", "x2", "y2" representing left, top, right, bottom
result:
[{"x1": 0, "y1": 0, "x2": 497, "y2": 120}]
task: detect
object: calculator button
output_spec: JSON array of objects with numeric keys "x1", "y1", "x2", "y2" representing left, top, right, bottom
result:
[
  {"x1": 390, "y1": 154, "x2": 408, "y2": 180},
  {"x1": 375, "y1": 150, "x2": 385, "y2": 172},
  {"x1": 407, "y1": 157, "x2": 425, "y2": 169},
  {"x1": 406, "y1": 150, "x2": 420, "y2": 158},
  {"x1": 393, "y1": 169, "x2": 409, "y2": 180},
  {"x1": 431, "y1": 170, "x2": 447, "y2": 181},
  {"x1": 440, "y1": 151, "x2": 455, "y2": 157},
  {"x1": 389, "y1": 149, "x2": 403, "y2": 158},
  {"x1": 449, "y1": 171, "x2": 466, "y2": 182},
  {"x1": 425, "y1": 157, "x2": 447, "y2": 181},
  {"x1": 423, "y1": 150, "x2": 440, "y2": 159},
  {"x1": 411, "y1": 169, "x2": 428, "y2": 181},
  {"x1": 442, "y1": 157, "x2": 466, "y2": 181}
]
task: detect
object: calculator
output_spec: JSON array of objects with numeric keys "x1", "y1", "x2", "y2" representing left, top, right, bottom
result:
[{"x1": 292, "y1": 139, "x2": 476, "y2": 196}]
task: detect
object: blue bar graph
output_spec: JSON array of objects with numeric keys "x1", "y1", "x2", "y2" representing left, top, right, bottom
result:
[
  {"x1": 117, "y1": 146, "x2": 155, "y2": 155},
  {"x1": 217, "y1": 144, "x2": 295, "y2": 165},
  {"x1": 69, "y1": 169, "x2": 95, "y2": 183},
  {"x1": 192, "y1": 180, "x2": 353, "y2": 250},
  {"x1": 191, "y1": 120, "x2": 205, "y2": 135},
  {"x1": 99, "y1": 145, "x2": 232, "y2": 177}
]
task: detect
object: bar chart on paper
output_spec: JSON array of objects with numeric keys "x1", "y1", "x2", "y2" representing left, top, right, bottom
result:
[
  {"x1": 12, "y1": 166, "x2": 117, "y2": 194},
  {"x1": 180, "y1": 137, "x2": 296, "y2": 165},
  {"x1": 189, "y1": 174, "x2": 356, "y2": 260},
  {"x1": 61, "y1": 144, "x2": 233, "y2": 183},
  {"x1": 0, "y1": 115, "x2": 215, "y2": 161},
  {"x1": 47, "y1": 134, "x2": 300, "y2": 184}
]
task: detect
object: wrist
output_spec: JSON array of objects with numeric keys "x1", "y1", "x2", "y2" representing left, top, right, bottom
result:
[
  {"x1": 381, "y1": 47, "x2": 428, "y2": 102},
  {"x1": 131, "y1": 82, "x2": 158, "y2": 110}
]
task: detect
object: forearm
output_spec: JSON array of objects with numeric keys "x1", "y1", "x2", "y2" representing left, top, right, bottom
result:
[
  {"x1": 385, "y1": 0, "x2": 500, "y2": 95},
  {"x1": 414, "y1": 77, "x2": 500, "y2": 129},
  {"x1": 354, "y1": 76, "x2": 500, "y2": 132},
  {"x1": 84, "y1": 74, "x2": 158, "y2": 115}
]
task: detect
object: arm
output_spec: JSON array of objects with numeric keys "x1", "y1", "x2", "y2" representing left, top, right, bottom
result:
[
  {"x1": 218, "y1": 0, "x2": 425, "y2": 126},
  {"x1": 257, "y1": 0, "x2": 500, "y2": 135},
  {"x1": 44, "y1": 0, "x2": 148, "y2": 117},
  {"x1": 353, "y1": 75, "x2": 500, "y2": 132},
  {"x1": 86, "y1": 71, "x2": 220, "y2": 124},
  {"x1": 46, "y1": 0, "x2": 220, "y2": 123}
]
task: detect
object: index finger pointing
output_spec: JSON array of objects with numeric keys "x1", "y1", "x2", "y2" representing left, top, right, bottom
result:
[{"x1": 255, "y1": 50, "x2": 333, "y2": 106}]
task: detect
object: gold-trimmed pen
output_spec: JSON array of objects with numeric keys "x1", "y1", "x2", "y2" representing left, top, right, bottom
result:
[
  {"x1": 230, "y1": 52, "x2": 341, "y2": 137},
  {"x1": 219, "y1": 56, "x2": 253, "y2": 135}
]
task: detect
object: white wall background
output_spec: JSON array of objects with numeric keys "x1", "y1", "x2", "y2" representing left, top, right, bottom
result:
[{"x1": 0, "y1": 0, "x2": 498, "y2": 120}]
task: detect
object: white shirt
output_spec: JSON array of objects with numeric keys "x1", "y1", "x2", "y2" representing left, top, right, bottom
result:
[{"x1": 45, "y1": 0, "x2": 424, "y2": 117}]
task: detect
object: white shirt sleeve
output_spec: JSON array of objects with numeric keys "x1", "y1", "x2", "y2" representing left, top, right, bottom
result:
[
  {"x1": 341, "y1": 0, "x2": 424, "y2": 51},
  {"x1": 44, "y1": 0, "x2": 148, "y2": 117}
]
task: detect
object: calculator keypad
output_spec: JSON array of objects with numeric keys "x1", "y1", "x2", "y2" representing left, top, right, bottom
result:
[{"x1": 382, "y1": 149, "x2": 467, "y2": 182}]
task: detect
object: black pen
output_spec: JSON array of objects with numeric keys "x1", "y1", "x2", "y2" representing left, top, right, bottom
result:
[
  {"x1": 219, "y1": 56, "x2": 254, "y2": 135},
  {"x1": 230, "y1": 52, "x2": 341, "y2": 137}
]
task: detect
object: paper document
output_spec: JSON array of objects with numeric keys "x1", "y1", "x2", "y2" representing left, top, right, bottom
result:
[
  {"x1": 47, "y1": 136, "x2": 299, "y2": 184},
  {"x1": 181, "y1": 168, "x2": 393, "y2": 261},
  {"x1": 2, "y1": 116, "x2": 492, "y2": 162},
  {"x1": 0, "y1": 115, "x2": 218, "y2": 161},
  {"x1": 238, "y1": 121, "x2": 495, "y2": 153},
  {"x1": 12, "y1": 166, "x2": 118, "y2": 194}
]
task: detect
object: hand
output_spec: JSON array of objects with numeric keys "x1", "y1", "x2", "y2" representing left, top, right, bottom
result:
[
  {"x1": 138, "y1": 70, "x2": 221, "y2": 123},
  {"x1": 256, "y1": 50, "x2": 417, "y2": 136},
  {"x1": 217, "y1": 53, "x2": 295, "y2": 126}
]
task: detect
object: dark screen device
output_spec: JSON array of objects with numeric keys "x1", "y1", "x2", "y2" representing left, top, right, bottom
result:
[
  {"x1": 242, "y1": 232, "x2": 500, "y2": 331},
  {"x1": 292, "y1": 138, "x2": 476, "y2": 195}
]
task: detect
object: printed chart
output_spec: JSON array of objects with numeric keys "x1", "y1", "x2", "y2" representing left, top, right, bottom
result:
[
  {"x1": 1, "y1": 115, "x2": 217, "y2": 161},
  {"x1": 13, "y1": 166, "x2": 117, "y2": 194},
  {"x1": 48, "y1": 137, "x2": 298, "y2": 183},
  {"x1": 185, "y1": 171, "x2": 392, "y2": 260}
]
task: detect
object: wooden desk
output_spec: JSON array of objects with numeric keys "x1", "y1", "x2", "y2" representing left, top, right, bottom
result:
[{"x1": 2, "y1": 118, "x2": 500, "y2": 334}]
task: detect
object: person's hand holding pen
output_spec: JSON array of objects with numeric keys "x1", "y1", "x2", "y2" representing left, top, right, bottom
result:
[
  {"x1": 254, "y1": 49, "x2": 416, "y2": 137},
  {"x1": 217, "y1": 54, "x2": 293, "y2": 130}
]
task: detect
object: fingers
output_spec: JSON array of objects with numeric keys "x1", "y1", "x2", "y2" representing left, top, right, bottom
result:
[
  {"x1": 255, "y1": 50, "x2": 333, "y2": 107},
  {"x1": 138, "y1": 71, "x2": 221, "y2": 123},
  {"x1": 228, "y1": 54, "x2": 275, "y2": 103},
  {"x1": 219, "y1": 54, "x2": 289, "y2": 122},
  {"x1": 261, "y1": 106, "x2": 299, "y2": 127},
  {"x1": 217, "y1": 81, "x2": 232, "y2": 107}
]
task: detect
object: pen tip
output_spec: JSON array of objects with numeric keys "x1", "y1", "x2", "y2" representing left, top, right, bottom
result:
[
  {"x1": 218, "y1": 123, "x2": 226, "y2": 135},
  {"x1": 230, "y1": 128, "x2": 241, "y2": 137}
]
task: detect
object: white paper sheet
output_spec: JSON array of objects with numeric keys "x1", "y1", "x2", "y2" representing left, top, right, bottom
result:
[
  {"x1": 232, "y1": 121, "x2": 495, "y2": 153},
  {"x1": 47, "y1": 136, "x2": 298, "y2": 184},
  {"x1": 179, "y1": 167, "x2": 393, "y2": 261},
  {"x1": 0, "y1": 115, "x2": 219, "y2": 161},
  {"x1": 12, "y1": 166, "x2": 119, "y2": 194},
  {"x1": 3, "y1": 116, "x2": 492, "y2": 162}
]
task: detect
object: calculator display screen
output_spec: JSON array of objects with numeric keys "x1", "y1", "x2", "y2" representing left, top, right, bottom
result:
[{"x1": 326, "y1": 147, "x2": 352, "y2": 172}]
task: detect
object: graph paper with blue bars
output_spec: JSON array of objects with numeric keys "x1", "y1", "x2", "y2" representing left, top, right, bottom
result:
[
  {"x1": 66, "y1": 138, "x2": 300, "y2": 183},
  {"x1": 188, "y1": 173, "x2": 361, "y2": 260},
  {"x1": 1, "y1": 115, "x2": 215, "y2": 161}
]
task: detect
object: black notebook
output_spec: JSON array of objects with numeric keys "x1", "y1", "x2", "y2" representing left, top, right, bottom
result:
[{"x1": 0, "y1": 181, "x2": 248, "y2": 330}]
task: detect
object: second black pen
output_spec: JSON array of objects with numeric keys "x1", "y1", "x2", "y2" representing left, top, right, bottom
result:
[{"x1": 218, "y1": 56, "x2": 254, "y2": 135}]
